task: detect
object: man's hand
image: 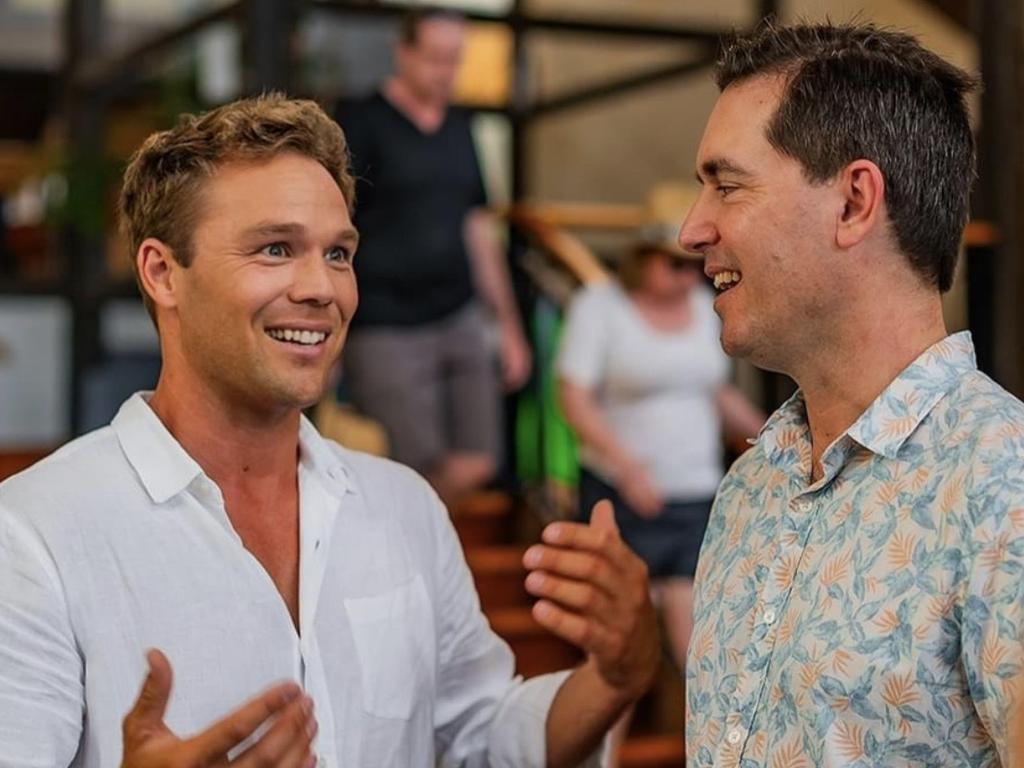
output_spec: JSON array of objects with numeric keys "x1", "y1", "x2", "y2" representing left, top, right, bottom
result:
[
  {"x1": 499, "y1": 322, "x2": 532, "y2": 392},
  {"x1": 121, "y1": 649, "x2": 318, "y2": 768},
  {"x1": 522, "y1": 500, "x2": 659, "y2": 703}
]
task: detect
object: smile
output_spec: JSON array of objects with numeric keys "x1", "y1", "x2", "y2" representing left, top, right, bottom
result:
[
  {"x1": 712, "y1": 270, "x2": 742, "y2": 292},
  {"x1": 265, "y1": 328, "x2": 329, "y2": 346}
]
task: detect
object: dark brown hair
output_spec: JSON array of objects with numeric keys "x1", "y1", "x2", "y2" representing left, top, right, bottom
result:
[{"x1": 717, "y1": 21, "x2": 978, "y2": 292}]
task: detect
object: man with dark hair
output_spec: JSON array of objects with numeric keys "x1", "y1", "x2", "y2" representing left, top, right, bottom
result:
[
  {"x1": 0, "y1": 94, "x2": 658, "y2": 767},
  {"x1": 680, "y1": 21, "x2": 1024, "y2": 765},
  {"x1": 335, "y1": 8, "x2": 530, "y2": 506}
]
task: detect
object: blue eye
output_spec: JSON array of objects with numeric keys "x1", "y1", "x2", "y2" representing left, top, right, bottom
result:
[
  {"x1": 262, "y1": 242, "x2": 288, "y2": 258},
  {"x1": 326, "y1": 246, "x2": 351, "y2": 263}
]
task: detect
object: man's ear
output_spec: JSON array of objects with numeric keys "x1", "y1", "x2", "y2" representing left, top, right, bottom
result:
[
  {"x1": 835, "y1": 159, "x2": 886, "y2": 250},
  {"x1": 136, "y1": 238, "x2": 181, "y2": 312}
]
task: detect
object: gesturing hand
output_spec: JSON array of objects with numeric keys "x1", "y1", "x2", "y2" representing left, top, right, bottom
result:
[
  {"x1": 121, "y1": 649, "x2": 318, "y2": 768},
  {"x1": 522, "y1": 500, "x2": 660, "y2": 702}
]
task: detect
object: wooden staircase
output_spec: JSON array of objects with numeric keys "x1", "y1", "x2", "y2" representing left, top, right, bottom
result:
[{"x1": 453, "y1": 492, "x2": 685, "y2": 767}]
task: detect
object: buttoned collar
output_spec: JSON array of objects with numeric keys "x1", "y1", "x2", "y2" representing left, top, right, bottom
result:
[
  {"x1": 113, "y1": 392, "x2": 354, "y2": 505},
  {"x1": 757, "y1": 332, "x2": 977, "y2": 473}
]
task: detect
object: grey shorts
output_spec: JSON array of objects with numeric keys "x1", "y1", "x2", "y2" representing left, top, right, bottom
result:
[{"x1": 342, "y1": 303, "x2": 502, "y2": 474}]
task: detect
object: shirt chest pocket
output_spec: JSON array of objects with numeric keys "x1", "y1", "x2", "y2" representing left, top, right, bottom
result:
[{"x1": 344, "y1": 574, "x2": 437, "y2": 720}]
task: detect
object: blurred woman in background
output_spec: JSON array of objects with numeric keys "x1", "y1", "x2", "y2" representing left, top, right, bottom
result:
[{"x1": 556, "y1": 223, "x2": 763, "y2": 760}]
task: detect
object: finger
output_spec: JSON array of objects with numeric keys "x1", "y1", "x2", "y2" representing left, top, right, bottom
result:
[
  {"x1": 539, "y1": 513, "x2": 629, "y2": 562},
  {"x1": 525, "y1": 570, "x2": 613, "y2": 617},
  {"x1": 589, "y1": 498, "x2": 619, "y2": 534},
  {"x1": 231, "y1": 696, "x2": 317, "y2": 768},
  {"x1": 531, "y1": 599, "x2": 623, "y2": 658},
  {"x1": 187, "y1": 681, "x2": 303, "y2": 764},
  {"x1": 124, "y1": 648, "x2": 173, "y2": 732},
  {"x1": 523, "y1": 546, "x2": 619, "y2": 595}
]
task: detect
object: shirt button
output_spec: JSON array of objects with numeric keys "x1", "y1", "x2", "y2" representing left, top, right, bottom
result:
[
  {"x1": 727, "y1": 727, "x2": 743, "y2": 745},
  {"x1": 763, "y1": 609, "x2": 776, "y2": 625},
  {"x1": 793, "y1": 498, "x2": 812, "y2": 513}
]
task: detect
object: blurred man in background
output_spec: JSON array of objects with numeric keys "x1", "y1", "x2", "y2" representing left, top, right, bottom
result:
[{"x1": 335, "y1": 7, "x2": 530, "y2": 507}]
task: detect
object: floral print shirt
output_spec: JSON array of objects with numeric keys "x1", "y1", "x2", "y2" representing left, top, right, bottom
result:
[{"x1": 687, "y1": 332, "x2": 1024, "y2": 767}]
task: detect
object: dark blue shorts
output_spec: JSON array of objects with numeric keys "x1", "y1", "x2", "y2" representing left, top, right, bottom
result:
[{"x1": 577, "y1": 468, "x2": 712, "y2": 579}]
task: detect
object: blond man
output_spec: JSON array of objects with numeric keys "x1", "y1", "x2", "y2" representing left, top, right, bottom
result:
[{"x1": 0, "y1": 95, "x2": 658, "y2": 768}]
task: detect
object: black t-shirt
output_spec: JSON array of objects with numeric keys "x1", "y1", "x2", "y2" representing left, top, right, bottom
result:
[{"x1": 336, "y1": 93, "x2": 487, "y2": 327}]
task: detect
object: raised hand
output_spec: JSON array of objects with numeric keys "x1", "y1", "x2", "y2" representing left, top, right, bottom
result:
[
  {"x1": 523, "y1": 500, "x2": 659, "y2": 701},
  {"x1": 121, "y1": 649, "x2": 318, "y2": 768}
]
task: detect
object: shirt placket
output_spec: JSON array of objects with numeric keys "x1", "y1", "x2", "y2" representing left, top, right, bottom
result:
[
  {"x1": 714, "y1": 486, "x2": 819, "y2": 766},
  {"x1": 297, "y1": 468, "x2": 343, "y2": 767}
]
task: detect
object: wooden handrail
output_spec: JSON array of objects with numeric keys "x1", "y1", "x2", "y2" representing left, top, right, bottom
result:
[{"x1": 504, "y1": 206, "x2": 611, "y2": 286}]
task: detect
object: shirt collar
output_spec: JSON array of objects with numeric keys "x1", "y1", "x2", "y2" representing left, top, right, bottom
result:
[
  {"x1": 297, "y1": 413, "x2": 356, "y2": 498},
  {"x1": 846, "y1": 331, "x2": 977, "y2": 458},
  {"x1": 113, "y1": 392, "x2": 203, "y2": 504},
  {"x1": 757, "y1": 332, "x2": 977, "y2": 469},
  {"x1": 113, "y1": 392, "x2": 355, "y2": 504}
]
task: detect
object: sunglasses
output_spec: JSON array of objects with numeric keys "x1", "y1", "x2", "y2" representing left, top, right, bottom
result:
[{"x1": 665, "y1": 256, "x2": 703, "y2": 272}]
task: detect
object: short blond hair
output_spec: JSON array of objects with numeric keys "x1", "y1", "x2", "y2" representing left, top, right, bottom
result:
[{"x1": 118, "y1": 93, "x2": 355, "y2": 321}]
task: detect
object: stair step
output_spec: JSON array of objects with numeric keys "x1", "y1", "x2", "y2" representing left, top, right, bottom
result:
[
  {"x1": 487, "y1": 607, "x2": 582, "y2": 678},
  {"x1": 451, "y1": 491, "x2": 517, "y2": 548},
  {"x1": 465, "y1": 545, "x2": 530, "y2": 611},
  {"x1": 620, "y1": 734, "x2": 685, "y2": 767}
]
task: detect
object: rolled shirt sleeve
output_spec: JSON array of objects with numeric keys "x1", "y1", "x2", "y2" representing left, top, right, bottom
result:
[{"x1": 426, "y1": 484, "x2": 604, "y2": 767}]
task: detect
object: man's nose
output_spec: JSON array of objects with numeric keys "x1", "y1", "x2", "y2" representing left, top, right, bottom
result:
[
  {"x1": 290, "y1": 253, "x2": 335, "y2": 305},
  {"x1": 677, "y1": 197, "x2": 719, "y2": 256}
]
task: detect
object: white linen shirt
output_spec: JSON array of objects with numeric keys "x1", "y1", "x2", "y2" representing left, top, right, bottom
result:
[{"x1": 0, "y1": 393, "x2": 589, "y2": 768}]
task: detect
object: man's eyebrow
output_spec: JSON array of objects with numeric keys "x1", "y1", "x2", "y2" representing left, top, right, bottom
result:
[
  {"x1": 696, "y1": 158, "x2": 752, "y2": 183},
  {"x1": 241, "y1": 221, "x2": 360, "y2": 245}
]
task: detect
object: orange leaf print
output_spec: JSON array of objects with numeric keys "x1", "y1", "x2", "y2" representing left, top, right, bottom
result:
[
  {"x1": 876, "y1": 481, "x2": 901, "y2": 506},
  {"x1": 831, "y1": 649, "x2": 852, "y2": 676},
  {"x1": 873, "y1": 609, "x2": 901, "y2": 633},
  {"x1": 770, "y1": 738, "x2": 811, "y2": 768},
  {"x1": 982, "y1": 635, "x2": 1008, "y2": 676},
  {"x1": 883, "y1": 416, "x2": 917, "y2": 439},
  {"x1": 1009, "y1": 508, "x2": 1024, "y2": 531},
  {"x1": 820, "y1": 551, "x2": 851, "y2": 587},
  {"x1": 927, "y1": 592, "x2": 954, "y2": 622},
  {"x1": 739, "y1": 554, "x2": 759, "y2": 579},
  {"x1": 693, "y1": 625, "x2": 715, "y2": 660},
  {"x1": 830, "y1": 720, "x2": 866, "y2": 762},
  {"x1": 882, "y1": 672, "x2": 920, "y2": 708},
  {"x1": 940, "y1": 475, "x2": 966, "y2": 515},
  {"x1": 910, "y1": 466, "x2": 930, "y2": 490},
  {"x1": 886, "y1": 530, "x2": 916, "y2": 569},
  {"x1": 799, "y1": 660, "x2": 826, "y2": 691},
  {"x1": 779, "y1": 610, "x2": 797, "y2": 645},
  {"x1": 774, "y1": 554, "x2": 799, "y2": 590},
  {"x1": 979, "y1": 532, "x2": 1010, "y2": 568}
]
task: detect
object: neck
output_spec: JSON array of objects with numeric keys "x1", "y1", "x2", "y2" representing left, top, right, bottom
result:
[
  {"x1": 791, "y1": 290, "x2": 947, "y2": 480},
  {"x1": 148, "y1": 368, "x2": 301, "y2": 494},
  {"x1": 385, "y1": 77, "x2": 445, "y2": 129}
]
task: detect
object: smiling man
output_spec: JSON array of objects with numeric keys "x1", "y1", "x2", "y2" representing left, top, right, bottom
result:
[
  {"x1": 681, "y1": 22, "x2": 1024, "y2": 767},
  {"x1": 0, "y1": 95, "x2": 658, "y2": 768}
]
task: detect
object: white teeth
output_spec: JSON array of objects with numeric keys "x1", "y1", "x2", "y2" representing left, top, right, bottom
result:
[
  {"x1": 713, "y1": 270, "x2": 742, "y2": 291},
  {"x1": 266, "y1": 328, "x2": 327, "y2": 345}
]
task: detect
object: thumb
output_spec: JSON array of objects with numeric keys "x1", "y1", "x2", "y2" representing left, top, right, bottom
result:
[
  {"x1": 126, "y1": 649, "x2": 173, "y2": 729},
  {"x1": 589, "y1": 498, "x2": 619, "y2": 535}
]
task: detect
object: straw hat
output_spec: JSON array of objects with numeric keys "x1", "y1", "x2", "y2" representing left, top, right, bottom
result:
[{"x1": 634, "y1": 181, "x2": 701, "y2": 259}]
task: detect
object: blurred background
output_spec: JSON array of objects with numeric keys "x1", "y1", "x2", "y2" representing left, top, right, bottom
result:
[{"x1": 0, "y1": 1, "x2": 1020, "y2": 763}]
